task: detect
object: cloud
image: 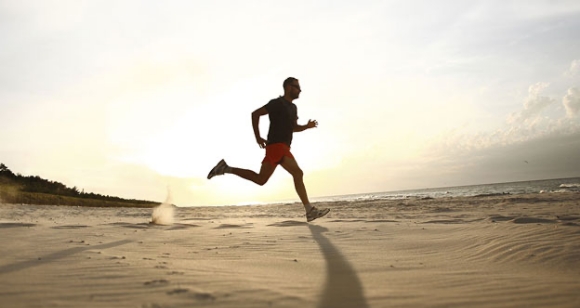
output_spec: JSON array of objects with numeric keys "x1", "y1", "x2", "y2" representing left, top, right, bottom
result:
[
  {"x1": 430, "y1": 81, "x2": 580, "y2": 158},
  {"x1": 508, "y1": 82, "x2": 555, "y2": 124},
  {"x1": 563, "y1": 87, "x2": 580, "y2": 118},
  {"x1": 566, "y1": 59, "x2": 580, "y2": 77}
]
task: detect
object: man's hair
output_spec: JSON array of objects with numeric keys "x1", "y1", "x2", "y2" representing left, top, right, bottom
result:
[{"x1": 283, "y1": 77, "x2": 298, "y2": 89}]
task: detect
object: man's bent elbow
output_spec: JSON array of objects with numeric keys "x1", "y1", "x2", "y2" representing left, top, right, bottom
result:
[
  {"x1": 252, "y1": 111, "x2": 261, "y2": 121},
  {"x1": 252, "y1": 107, "x2": 268, "y2": 118}
]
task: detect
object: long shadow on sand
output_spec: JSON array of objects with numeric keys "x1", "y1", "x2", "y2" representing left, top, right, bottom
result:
[
  {"x1": 0, "y1": 239, "x2": 132, "y2": 275},
  {"x1": 309, "y1": 225, "x2": 369, "y2": 308}
]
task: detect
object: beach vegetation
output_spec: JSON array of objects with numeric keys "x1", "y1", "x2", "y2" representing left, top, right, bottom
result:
[{"x1": 0, "y1": 163, "x2": 157, "y2": 208}]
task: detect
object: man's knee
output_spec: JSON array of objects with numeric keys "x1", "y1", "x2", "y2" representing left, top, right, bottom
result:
[
  {"x1": 292, "y1": 168, "x2": 304, "y2": 179},
  {"x1": 256, "y1": 178, "x2": 268, "y2": 186},
  {"x1": 255, "y1": 174, "x2": 271, "y2": 186},
  {"x1": 255, "y1": 162, "x2": 276, "y2": 186}
]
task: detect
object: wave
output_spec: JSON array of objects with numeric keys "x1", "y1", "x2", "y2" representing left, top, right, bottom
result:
[{"x1": 559, "y1": 183, "x2": 580, "y2": 188}]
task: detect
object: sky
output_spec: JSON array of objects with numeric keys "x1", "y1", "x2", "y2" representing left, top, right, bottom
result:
[{"x1": 1, "y1": 0, "x2": 579, "y2": 206}]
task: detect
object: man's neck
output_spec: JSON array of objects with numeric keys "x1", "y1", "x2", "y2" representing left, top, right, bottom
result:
[{"x1": 282, "y1": 94, "x2": 294, "y2": 103}]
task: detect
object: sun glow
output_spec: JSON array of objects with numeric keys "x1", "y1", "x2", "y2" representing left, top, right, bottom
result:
[{"x1": 3, "y1": 1, "x2": 580, "y2": 206}]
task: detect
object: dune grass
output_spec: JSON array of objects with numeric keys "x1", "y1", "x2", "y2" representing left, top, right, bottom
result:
[{"x1": 0, "y1": 183, "x2": 158, "y2": 208}]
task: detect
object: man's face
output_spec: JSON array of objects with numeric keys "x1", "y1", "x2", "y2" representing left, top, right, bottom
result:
[{"x1": 287, "y1": 81, "x2": 301, "y2": 99}]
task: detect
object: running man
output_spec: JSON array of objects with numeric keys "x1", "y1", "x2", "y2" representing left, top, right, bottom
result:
[{"x1": 207, "y1": 77, "x2": 330, "y2": 222}]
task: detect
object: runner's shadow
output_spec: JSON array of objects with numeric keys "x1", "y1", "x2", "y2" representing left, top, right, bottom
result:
[
  {"x1": 0, "y1": 239, "x2": 132, "y2": 275},
  {"x1": 309, "y1": 225, "x2": 369, "y2": 308}
]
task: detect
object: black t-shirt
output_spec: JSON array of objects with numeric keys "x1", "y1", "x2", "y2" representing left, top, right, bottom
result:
[{"x1": 264, "y1": 97, "x2": 298, "y2": 146}]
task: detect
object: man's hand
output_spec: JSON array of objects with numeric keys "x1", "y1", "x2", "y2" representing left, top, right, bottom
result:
[
  {"x1": 256, "y1": 137, "x2": 267, "y2": 149},
  {"x1": 294, "y1": 119, "x2": 319, "y2": 133},
  {"x1": 307, "y1": 119, "x2": 318, "y2": 129},
  {"x1": 252, "y1": 107, "x2": 268, "y2": 148}
]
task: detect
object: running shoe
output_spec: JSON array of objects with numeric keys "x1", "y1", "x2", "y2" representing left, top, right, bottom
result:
[
  {"x1": 207, "y1": 159, "x2": 228, "y2": 179},
  {"x1": 306, "y1": 207, "x2": 330, "y2": 222}
]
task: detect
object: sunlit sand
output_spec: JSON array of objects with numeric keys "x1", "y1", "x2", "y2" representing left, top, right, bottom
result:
[{"x1": 1, "y1": 192, "x2": 579, "y2": 307}]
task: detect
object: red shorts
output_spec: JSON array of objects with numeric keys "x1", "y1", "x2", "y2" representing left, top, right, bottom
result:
[{"x1": 262, "y1": 143, "x2": 294, "y2": 167}]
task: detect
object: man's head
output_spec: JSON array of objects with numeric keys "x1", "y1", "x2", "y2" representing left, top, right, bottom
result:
[{"x1": 283, "y1": 77, "x2": 301, "y2": 100}]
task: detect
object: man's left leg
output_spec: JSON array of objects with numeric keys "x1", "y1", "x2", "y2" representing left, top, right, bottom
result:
[
  {"x1": 280, "y1": 156, "x2": 330, "y2": 222},
  {"x1": 279, "y1": 156, "x2": 313, "y2": 213}
]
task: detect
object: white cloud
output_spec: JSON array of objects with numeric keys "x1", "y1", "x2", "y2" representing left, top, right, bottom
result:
[
  {"x1": 567, "y1": 59, "x2": 580, "y2": 77},
  {"x1": 563, "y1": 87, "x2": 580, "y2": 118},
  {"x1": 430, "y1": 81, "x2": 580, "y2": 158},
  {"x1": 508, "y1": 82, "x2": 555, "y2": 124}
]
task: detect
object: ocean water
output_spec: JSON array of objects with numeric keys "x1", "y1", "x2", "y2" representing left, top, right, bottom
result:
[{"x1": 312, "y1": 177, "x2": 580, "y2": 203}]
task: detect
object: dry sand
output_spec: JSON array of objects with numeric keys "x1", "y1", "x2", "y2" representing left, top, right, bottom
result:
[{"x1": 1, "y1": 192, "x2": 579, "y2": 307}]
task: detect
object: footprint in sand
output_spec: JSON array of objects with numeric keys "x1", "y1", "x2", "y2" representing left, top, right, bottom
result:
[
  {"x1": 215, "y1": 223, "x2": 254, "y2": 229},
  {"x1": 511, "y1": 217, "x2": 556, "y2": 224},
  {"x1": 51, "y1": 225, "x2": 89, "y2": 229},
  {"x1": 167, "y1": 271, "x2": 184, "y2": 275},
  {"x1": 144, "y1": 279, "x2": 169, "y2": 287},
  {"x1": 166, "y1": 288, "x2": 189, "y2": 295},
  {"x1": 0, "y1": 222, "x2": 36, "y2": 228}
]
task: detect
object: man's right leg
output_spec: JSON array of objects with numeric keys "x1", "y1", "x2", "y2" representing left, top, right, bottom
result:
[{"x1": 229, "y1": 162, "x2": 276, "y2": 186}]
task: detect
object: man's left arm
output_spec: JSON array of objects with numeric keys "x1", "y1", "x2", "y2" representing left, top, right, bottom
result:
[{"x1": 294, "y1": 119, "x2": 318, "y2": 132}]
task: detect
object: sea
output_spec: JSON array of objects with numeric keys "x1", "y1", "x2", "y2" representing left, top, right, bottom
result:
[{"x1": 310, "y1": 177, "x2": 580, "y2": 203}]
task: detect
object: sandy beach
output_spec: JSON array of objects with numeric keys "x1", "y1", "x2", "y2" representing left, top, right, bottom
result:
[{"x1": 1, "y1": 192, "x2": 579, "y2": 307}]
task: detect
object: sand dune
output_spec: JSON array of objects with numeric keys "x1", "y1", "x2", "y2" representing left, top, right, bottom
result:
[{"x1": 1, "y1": 192, "x2": 579, "y2": 307}]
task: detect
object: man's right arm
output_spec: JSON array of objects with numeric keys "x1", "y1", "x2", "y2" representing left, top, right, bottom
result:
[{"x1": 252, "y1": 107, "x2": 268, "y2": 148}]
